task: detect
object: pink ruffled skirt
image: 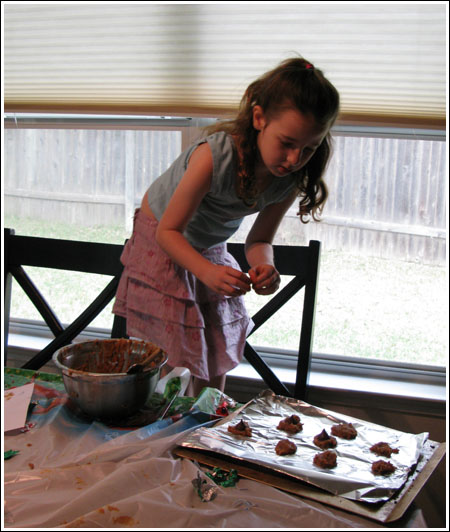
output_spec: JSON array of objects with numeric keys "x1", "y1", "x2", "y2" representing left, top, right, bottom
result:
[{"x1": 112, "y1": 209, "x2": 252, "y2": 381}]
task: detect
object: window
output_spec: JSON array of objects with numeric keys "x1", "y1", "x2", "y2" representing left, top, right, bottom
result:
[
  {"x1": 4, "y1": 116, "x2": 185, "y2": 333},
  {"x1": 4, "y1": 116, "x2": 446, "y2": 371},
  {"x1": 239, "y1": 131, "x2": 447, "y2": 368}
]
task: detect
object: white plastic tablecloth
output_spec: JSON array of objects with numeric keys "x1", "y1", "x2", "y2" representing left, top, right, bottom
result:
[{"x1": 3, "y1": 376, "x2": 426, "y2": 529}]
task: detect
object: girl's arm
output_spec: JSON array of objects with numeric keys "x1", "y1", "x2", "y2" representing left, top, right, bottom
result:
[
  {"x1": 245, "y1": 190, "x2": 297, "y2": 295},
  {"x1": 155, "y1": 142, "x2": 251, "y2": 296}
]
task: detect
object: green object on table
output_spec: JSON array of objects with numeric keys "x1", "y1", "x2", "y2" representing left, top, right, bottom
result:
[
  {"x1": 205, "y1": 467, "x2": 239, "y2": 487},
  {"x1": 192, "y1": 472, "x2": 218, "y2": 502},
  {"x1": 4, "y1": 450, "x2": 20, "y2": 460},
  {"x1": 4, "y1": 367, "x2": 66, "y2": 392},
  {"x1": 150, "y1": 376, "x2": 183, "y2": 420},
  {"x1": 163, "y1": 376, "x2": 182, "y2": 399}
]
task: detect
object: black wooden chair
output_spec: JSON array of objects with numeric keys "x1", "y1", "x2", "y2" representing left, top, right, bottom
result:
[
  {"x1": 4, "y1": 228, "x2": 320, "y2": 400},
  {"x1": 4, "y1": 228, "x2": 128, "y2": 370}
]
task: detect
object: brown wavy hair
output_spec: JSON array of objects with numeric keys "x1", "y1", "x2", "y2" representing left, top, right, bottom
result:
[{"x1": 206, "y1": 57, "x2": 340, "y2": 221}]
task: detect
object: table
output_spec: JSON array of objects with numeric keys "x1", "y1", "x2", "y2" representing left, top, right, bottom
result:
[{"x1": 3, "y1": 368, "x2": 428, "y2": 528}]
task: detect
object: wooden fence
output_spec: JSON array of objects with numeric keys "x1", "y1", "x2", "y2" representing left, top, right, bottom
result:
[{"x1": 4, "y1": 128, "x2": 446, "y2": 265}]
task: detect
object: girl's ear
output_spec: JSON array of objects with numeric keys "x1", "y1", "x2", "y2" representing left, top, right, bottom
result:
[{"x1": 252, "y1": 105, "x2": 266, "y2": 131}]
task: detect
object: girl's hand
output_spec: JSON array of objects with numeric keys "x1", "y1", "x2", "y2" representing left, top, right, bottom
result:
[
  {"x1": 201, "y1": 264, "x2": 252, "y2": 296},
  {"x1": 248, "y1": 264, "x2": 281, "y2": 295}
]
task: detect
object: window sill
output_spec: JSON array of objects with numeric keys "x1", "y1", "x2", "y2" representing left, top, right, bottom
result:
[
  {"x1": 6, "y1": 324, "x2": 446, "y2": 407},
  {"x1": 227, "y1": 360, "x2": 446, "y2": 403}
]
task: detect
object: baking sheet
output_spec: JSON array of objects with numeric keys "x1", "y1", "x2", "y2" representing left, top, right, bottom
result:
[{"x1": 179, "y1": 390, "x2": 429, "y2": 504}]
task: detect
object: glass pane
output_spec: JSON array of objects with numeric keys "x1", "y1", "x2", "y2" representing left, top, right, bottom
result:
[
  {"x1": 232, "y1": 136, "x2": 447, "y2": 367},
  {"x1": 5, "y1": 126, "x2": 446, "y2": 367},
  {"x1": 4, "y1": 128, "x2": 182, "y2": 242},
  {"x1": 5, "y1": 126, "x2": 183, "y2": 337},
  {"x1": 10, "y1": 269, "x2": 115, "y2": 330}
]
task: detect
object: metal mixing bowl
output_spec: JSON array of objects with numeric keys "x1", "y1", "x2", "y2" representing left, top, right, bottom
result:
[{"x1": 52, "y1": 339, "x2": 168, "y2": 420}]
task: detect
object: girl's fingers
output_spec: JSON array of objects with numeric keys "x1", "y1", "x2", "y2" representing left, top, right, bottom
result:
[
  {"x1": 226, "y1": 268, "x2": 251, "y2": 292},
  {"x1": 252, "y1": 271, "x2": 280, "y2": 294}
]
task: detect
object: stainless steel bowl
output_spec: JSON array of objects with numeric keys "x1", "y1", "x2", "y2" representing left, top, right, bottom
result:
[{"x1": 52, "y1": 339, "x2": 168, "y2": 420}]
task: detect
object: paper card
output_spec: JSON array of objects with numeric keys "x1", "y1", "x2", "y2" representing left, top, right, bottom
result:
[{"x1": 4, "y1": 383, "x2": 35, "y2": 433}]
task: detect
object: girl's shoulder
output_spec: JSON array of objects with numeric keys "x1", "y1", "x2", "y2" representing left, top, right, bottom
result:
[
  {"x1": 187, "y1": 131, "x2": 237, "y2": 196},
  {"x1": 190, "y1": 130, "x2": 236, "y2": 171},
  {"x1": 206, "y1": 131, "x2": 237, "y2": 174},
  {"x1": 206, "y1": 130, "x2": 236, "y2": 158},
  {"x1": 199, "y1": 130, "x2": 234, "y2": 152}
]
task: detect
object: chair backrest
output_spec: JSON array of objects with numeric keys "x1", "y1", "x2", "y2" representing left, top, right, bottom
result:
[
  {"x1": 4, "y1": 228, "x2": 128, "y2": 370},
  {"x1": 227, "y1": 240, "x2": 320, "y2": 400},
  {"x1": 4, "y1": 228, "x2": 320, "y2": 400}
]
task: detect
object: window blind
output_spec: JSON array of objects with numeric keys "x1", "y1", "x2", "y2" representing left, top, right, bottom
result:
[{"x1": 3, "y1": 3, "x2": 447, "y2": 128}]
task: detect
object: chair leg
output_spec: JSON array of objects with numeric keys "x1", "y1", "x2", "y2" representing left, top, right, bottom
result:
[
  {"x1": 111, "y1": 315, "x2": 128, "y2": 339},
  {"x1": 294, "y1": 240, "x2": 320, "y2": 400},
  {"x1": 4, "y1": 272, "x2": 13, "y2": 365},
  {"x1": 11, "y1": 265, "x2": 64, "y2": 336},
  {"x1": 22, "y1": 276, "x2": 120, "y2": 370},
  {"x1": 243, "y1": 343, "x2": 292, "y2": 397}
]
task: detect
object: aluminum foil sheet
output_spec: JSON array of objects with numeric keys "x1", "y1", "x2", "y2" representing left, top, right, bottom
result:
[{"x1": 180, "y1": 390, "x2": 429, "y2": 503}]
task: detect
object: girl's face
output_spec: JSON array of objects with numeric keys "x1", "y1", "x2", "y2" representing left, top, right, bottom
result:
[{"x1": 253, "y1": 105, "x2": 328, "y2": 178}]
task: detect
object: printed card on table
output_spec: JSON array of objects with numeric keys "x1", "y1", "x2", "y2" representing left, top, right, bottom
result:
[{"x1": 4, "y1": 383, "x2": 35, "y2": 433}]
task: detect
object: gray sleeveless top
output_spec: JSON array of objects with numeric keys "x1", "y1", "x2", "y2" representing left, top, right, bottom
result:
[{"x1": 147, "y1": 131, "x2": 297, "y2": 249}]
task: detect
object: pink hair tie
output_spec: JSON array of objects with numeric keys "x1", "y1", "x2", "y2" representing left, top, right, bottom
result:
[{"x1": 305, "y1": 63, "x2": 314, "y2": 70}]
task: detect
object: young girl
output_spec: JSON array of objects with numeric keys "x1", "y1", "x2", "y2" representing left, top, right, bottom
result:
[{"x1": 113, "y1": 57, "x2": 340, "y2": 396}]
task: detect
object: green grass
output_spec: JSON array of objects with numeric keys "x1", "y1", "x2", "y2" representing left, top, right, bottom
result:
[
  {"x1": 5, "y1": 215, "x2": 448, "y2": 367},
  {"x1": 5, "y1": 215, "x2": 129, "y2": 244},
  {"x1": 5, "y1": 215, "x2": 128, "y2": 331},
  {"x1": 246, "y1": 250, "x2": 447, "y2": 366}
]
